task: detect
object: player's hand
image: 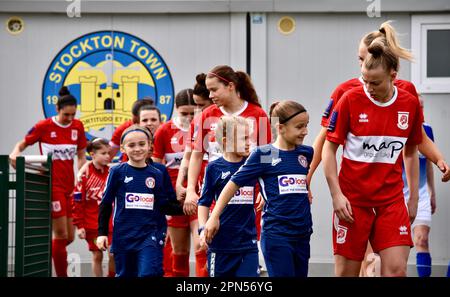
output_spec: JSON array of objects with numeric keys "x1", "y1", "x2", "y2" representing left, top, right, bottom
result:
[
  {"x1": 77, "y1": 228, "x2": 86, "y2": 239},
  {"x1": 436, "y1": 159, "x2": 450, "y2": 182},
  {"x1": 204, "y1": 217, "x2": 220, "y2": 245},
  {"x1": 183, "y1": 188, "x2": 199, "y2": 216},
  {"x1": 96, "y1": 236, "x2": 108, "y2": 251},
  {"x1": 199, "y1": 229, "x2": 208, "y2": 251},
  {"x1": 255, "y1": 193, "x2": 265, "y2": 212},
  {"x1": 332, "y1": 193, "x2": 354, "y2": 223},
  {"x1": 407, "y1": 196, "x2": 418, "y2": 224},
  {"x1": 308, "y1": 189, "x2": 313, "y2": 205},
  {"x1": 76, "y1": 160, "x2": 91, "y2": 182},
  {"x1": 176, "y1": 185, "x2": 187, "y2": 203},
  {"x1": 8, "y1": 154, "x2": 18, "y2": 169}
]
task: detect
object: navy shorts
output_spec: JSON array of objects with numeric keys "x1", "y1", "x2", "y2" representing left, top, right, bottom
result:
[
  {"x1": 261, "y1": 233, "x2": 311, "y2": 277},
  {"x1": 114, "y1": 243, "x2": 163, "y2": 277},
  {"x1": 207, "y1": 250, "x2": 259, "y2": 277}
]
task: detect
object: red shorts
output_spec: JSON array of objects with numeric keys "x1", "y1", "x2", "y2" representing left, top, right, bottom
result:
[
  {"x1": 85, "y1": 229, "x2": 113, "y2": 252},
  {"x1": 332, "y1": 198, "x2": 413, "y2": 261},
  {"x1": 51, "y1": 191, "x2": 72, "y2": 219},
  {"x1": 166, "y1": 214, "x2": 198, "y2": 228}
]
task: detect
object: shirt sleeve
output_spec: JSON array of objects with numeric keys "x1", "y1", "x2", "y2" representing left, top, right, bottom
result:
[
  {"x1": 231, "y1": 149, "x2": 265, "y2": 187},
  {"x1": 152, "y1": 125, "x2": 166, "y2": 159},
  {"x1": 406, "y1": 100, "x2": 423, "y2": 145},
  {"x1": 193, "y1": 111, "x2": 208, "y2": 153},
  {"x1": 326, "y1": 94, "x2": 350, "y2": 145},
  {"x1": 257, "y1": 109, "x2": 272, "y2": 145},
  {"x1": 24, "y1": 120, "x2": 45, "y2": 146},
  {"x1": 98, "y1": 167, "x2": 118, "y2": 236},
  {"x1": 77, "y1": 122, "x2": 87, "y2": 150},
  {"x1": 198, "y1": 164, "x2": 215, "y2": 207},
  {"x1": 321, "y1": 86, "x2": 344, "y2": 127},
  {"x1": 72, "y1": 175, "x2": 86, "y2": 229},
  {"x1": 110, "y1": 122, "x2": 127, "y2": 148}
]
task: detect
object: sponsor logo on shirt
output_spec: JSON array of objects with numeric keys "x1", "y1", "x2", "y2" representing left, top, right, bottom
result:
[
  {"x1": 399, "y1": 225, "x2": 408, "y2": 235},
  {"x1": 124, "y1": 176, "x2": 133, "y2": 183},
  {"x1": 359, "y1": 113, "x2": 369, "y2": 123},
  {"x1": 397, "y1": 112, "x2": 409, "y2": 130},
  {"x1": 344, "y1": 133, "x2": 406, "y2": 164},
  {"x1": 170, "y1": 136, "x2": 178, "y2": 144},
  {"x1": 271, "y1": 158, "x2": 282, "y2": 166},
  {"x1": 145, "y1": 177, "x2": 155, "y2": 189},
  {"x1": 41, "y1": 143, "x2": 77, "y2": 161},
  {"x1": 277, "y1": 174, "x2": 307, "y2": 194},
  {"x1": 298, "y1": 155, "x2": 308, "y2": 168},
  {"x1": 125, "y1": 192, "x2": 154, "y2": 210},
  {"x1": 221, "y1": 171, "x2": 231, "y2": 179},
  {"x1": 51, "y1": 131, "x2": 57, "y2": 138},
  {"x1": 229, "y1": 186, "x2": 254, "y2": 204}
]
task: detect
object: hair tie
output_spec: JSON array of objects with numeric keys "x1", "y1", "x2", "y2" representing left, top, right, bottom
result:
[
  {"x1": 279, "y1": 109, "x2": 307, "y2": 124},
  {"x1": 379, "y1": 27, "x2": 386, "y2": 34},
  {"x1": 208, "y1": 72, "x2": 231, "y2": 84}
]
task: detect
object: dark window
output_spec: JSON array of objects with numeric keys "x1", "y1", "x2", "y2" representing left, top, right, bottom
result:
[
  {"x1": 98, "y1": 92, "x2": 102, "y2": 98},
  {"x1": 427, "y1": 29, "x2": 450, "y2": 77}
]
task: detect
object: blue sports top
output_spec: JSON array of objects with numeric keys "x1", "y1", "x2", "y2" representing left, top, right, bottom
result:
[
  {"x1": 198, "y1": 157, "x2": 258, "y2": 253},
  {"x1": 231, "y1": 144, "x2": 314, "y2": 239},
  {"x1": 99, "y1": 162, "x2": 170, "y2": 253}
]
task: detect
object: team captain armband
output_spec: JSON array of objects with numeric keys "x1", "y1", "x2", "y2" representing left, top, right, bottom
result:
[
  {"x1": 322, "y1": 99, "x2": 334, "y2": 119},
  {"x1": 327, "y1": 110, "x2": 338, "y2": 132}
]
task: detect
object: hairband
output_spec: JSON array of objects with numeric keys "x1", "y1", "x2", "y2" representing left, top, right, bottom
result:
[
  {"x1": 279, "y1": 109, "x2": 307, "y2": 124},
  {"x1": 120, "y1": 129, "x2": 150, "y2": 144},
  {"x1": 379, "y1": 27, "x2": 386, "y2": 34},
  {"x1": 91, "y1": 137, "x2": 106, "y2": 143},
  {"x1": 208, "y1": 72, "x2": 231, "y2": 84}
]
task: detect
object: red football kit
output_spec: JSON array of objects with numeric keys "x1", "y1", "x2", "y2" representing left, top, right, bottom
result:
[{"x1": 326, "y1": 86, "x2": 422, "y2": 260}]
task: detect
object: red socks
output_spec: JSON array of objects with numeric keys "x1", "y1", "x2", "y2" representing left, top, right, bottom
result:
[
  {"x1": 163, "y1": 237, "x2": 174, "y2": 277},
  {"x1": 172, "y1": 253, "x2": 190, "y2": 277},
  {"x1": 195, "y1": 250, "x2": 208, "y2": 277},
  {"x1": 52, "y1": 239, "x2": 68, "y2": 277}
]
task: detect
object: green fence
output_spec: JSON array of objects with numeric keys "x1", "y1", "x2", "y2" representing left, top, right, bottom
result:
[{"x1": 0, "y1": 155, "x2": 52, "y2": 277}]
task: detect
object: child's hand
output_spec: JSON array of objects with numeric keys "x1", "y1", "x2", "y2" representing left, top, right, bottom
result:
[
  {"x1": 204, "y1": 217, "x2": 220, "y2": 244},
  {"x1": 77, "y1": 228, "x2": 86, "y2": 239},
  {"x1": 183, "y1": 188, "x2": 199, "y2": 216},
  {"x1": 255, "y1": 193, "x2": 265, "y2": 212},
  {"x1": 199, "y1": 229, "x2": 208, "y2": 251},
  {"x1": 96, "y1": 236, "x2": 108, "y2": 251}
]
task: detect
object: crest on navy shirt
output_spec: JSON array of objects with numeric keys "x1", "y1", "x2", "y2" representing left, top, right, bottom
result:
[
  {"x1": 145, "y1": 177, "x2": 155, "y2": 189},
  {"x1": 298, "y1": 155, "x2": 308, "y2": 168},
  {"x1": 397, "y1": 112, "x2": 409, "y2": 130}
]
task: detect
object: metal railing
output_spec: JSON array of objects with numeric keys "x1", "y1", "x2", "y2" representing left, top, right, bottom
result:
[{"x1": 0, "y1": 155, "x2": 52, "y2": 277}]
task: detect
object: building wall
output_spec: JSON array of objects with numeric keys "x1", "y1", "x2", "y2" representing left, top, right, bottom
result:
[{"x1": 0, "y1": 10, "x2": 448, "y2": 273}]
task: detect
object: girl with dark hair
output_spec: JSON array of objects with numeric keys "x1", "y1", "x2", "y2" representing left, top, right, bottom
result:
[{"x1": 9, "y1": 86, "x2": 87, "y2": 277}]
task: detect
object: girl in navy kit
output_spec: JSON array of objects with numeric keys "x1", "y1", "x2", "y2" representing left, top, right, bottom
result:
[
  {"x1": 96, "y1": 125, "x2": 181, "y2": 277},
  {"x1": 203, "y1": 101, "x2": 313, "y2": 277},
  {"x1": 198, "y1": 116, "x2": 259, "y2": 277}
]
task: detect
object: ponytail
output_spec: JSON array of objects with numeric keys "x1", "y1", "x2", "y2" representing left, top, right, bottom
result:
[
  {"x1": 364, "y1": 37, "x2": 399, "y2": 72},
  {"x1": 207, "y1": 65, "x2": 261, "y2": 107},
  {"x1": 362, "y1": 20, "x2": 413, "y2": 66}
]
